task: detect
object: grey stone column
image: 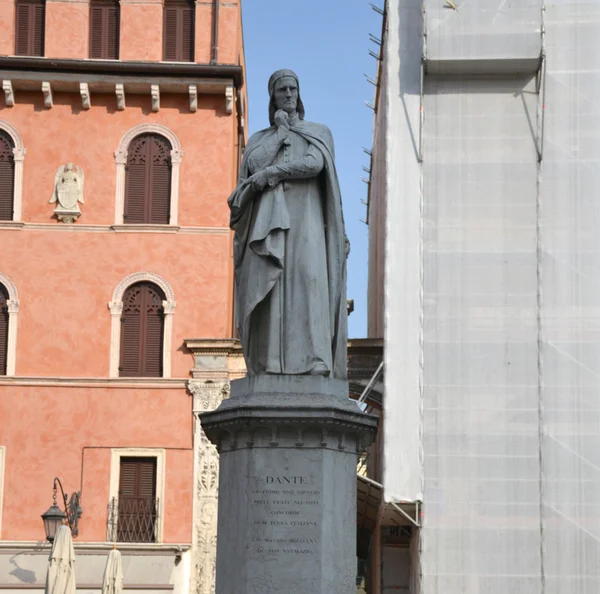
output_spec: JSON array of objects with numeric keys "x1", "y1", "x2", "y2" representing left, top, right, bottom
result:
[{"x1": 200, "y1": 375, "x2": 377, "y2": 594}]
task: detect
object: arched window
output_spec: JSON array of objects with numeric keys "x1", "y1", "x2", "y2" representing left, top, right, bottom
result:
[
  {"x1": 15, "y1": 0, "x2": 45, "y2": 56},
  {"x1": 163, "y1": 0, "x2": 194, "y2": 62},
  {"x1": 114, "y1": 124, "x2": 182, "y2": 226},
  {"x1": 124, "y1": 134, "x2": 172, "y2": 225},
  {"x1": 119, "y1": 282, "x2": 166, "y2": 377},
  {"x1": 0, "y1": 284, "x2": 8, "y2": 375},
  {"x1": 89, "y1": 0, "x2": 119, "y2": 59},
  {"x1": 0, "y1": 131, "x2": 14, "y2": 221},
  {"x1": 109, "y1": 272, "x2": 175, "y2": 379}
]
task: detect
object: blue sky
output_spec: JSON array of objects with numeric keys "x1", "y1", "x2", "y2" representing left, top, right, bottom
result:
[{"x1": 241, "y1": 0, "x2": 383, "y2": 338}]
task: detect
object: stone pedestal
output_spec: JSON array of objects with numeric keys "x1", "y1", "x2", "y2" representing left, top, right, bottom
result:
[{"x1": 200, "y1": 375, "x2": 378, "y2": 594}]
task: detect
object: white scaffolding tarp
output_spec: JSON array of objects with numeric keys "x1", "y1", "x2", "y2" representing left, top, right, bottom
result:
[
  {"x1": 420, "y1": 72, "x2": 542, "y2": 593},
  {"x1": 541, "y1": 2, "x2": 600, "y2": 592},
  {"x1": 380, "y1": 0, "x2": 600, "y2": 592}
]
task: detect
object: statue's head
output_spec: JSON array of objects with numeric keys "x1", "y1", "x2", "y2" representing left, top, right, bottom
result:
[{"x1": 268, "y1": 69, "x2": 305, "y2": 126}]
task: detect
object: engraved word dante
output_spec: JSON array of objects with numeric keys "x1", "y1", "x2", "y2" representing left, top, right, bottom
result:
[{"x1": 265, "y1": 475, "x2": 308, "y2": 484}]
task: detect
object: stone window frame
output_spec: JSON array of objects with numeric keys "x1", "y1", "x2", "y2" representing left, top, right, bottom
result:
[
  {"x1": 108, "y1": 272, "x2": 176, "y2": 379},
  {"x1": 0, "y1": 273, "x2": 19, "y2": 376},
  {"x1": 0, "y1": 446, "x2": 5, "y2": 537},
  {"x1": 0, "y1": 120, "x2": 26, "y2": 223},
  {"x1": 109, "y1": 447, "x2": 166, "y2": 544},
  {"x1": 114, "y1": 124, "x2": 183, "y2": 226}
]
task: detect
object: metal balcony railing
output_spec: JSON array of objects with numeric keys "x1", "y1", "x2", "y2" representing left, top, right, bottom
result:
[{"x1": 107, "y1": 496, "x2": 159, "y2": 543}]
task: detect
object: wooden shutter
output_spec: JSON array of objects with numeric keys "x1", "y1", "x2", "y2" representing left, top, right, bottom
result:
[
  {"x1": 0, "y1": 132, "x2": 15, "y2": 221},
  {"x1": 163, "y1": 0, "x2": 194, "y2": 62},
  {"x1": 119, "y1": 282, "x2": 165, "y2": 377},
  {"x1": 124, "y1": 134, "x2": 171, "y2": 225},
  {"x1": 15, "y1": 3, "x2": 30, "y2": 56},
  {"x1": 106, "y1": 4, "x2": 119, "y2": 58},
  {"x1": 15, "y1": 0, "x2": 45, "y2": 56},
  {"x1": 0, "y1": 285, "x2": 8, "y2": 376},
  {"x1": 180, "y1": 3, "x2": 193, "y2": 61},
  {"x1": 118, "y1": 457, "x2": 157, "y2": 543},
  {"x1": 90, "y1": 0, "x2": 119, "y2": 59},
  {"x1": 119, "y1": 457, "x2": 157, "y2": 499}
]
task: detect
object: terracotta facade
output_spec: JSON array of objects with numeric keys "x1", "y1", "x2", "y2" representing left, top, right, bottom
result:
[{"x1": 0, "y1": 1, "x2": 245, "y2": 593}]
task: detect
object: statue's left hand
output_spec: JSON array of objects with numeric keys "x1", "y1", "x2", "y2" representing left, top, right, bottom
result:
[{"x1": 249, "y1": 170, "x2": 269, "y2": 192}]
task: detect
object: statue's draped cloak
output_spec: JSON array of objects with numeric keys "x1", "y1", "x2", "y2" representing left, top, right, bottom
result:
[{"x1": 228, "y1": 120, "x2": 347, "y2": 379}]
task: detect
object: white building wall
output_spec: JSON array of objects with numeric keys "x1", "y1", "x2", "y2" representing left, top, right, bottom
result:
[{"x1": 377, "y1": 0, "x2": 600, "y2": 592}]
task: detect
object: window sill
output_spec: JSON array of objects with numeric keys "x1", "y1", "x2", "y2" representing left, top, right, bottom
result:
[
  {"x1": 0, "y1": 540, "x2": 190, "y2": 553},
  {"x1": 0, "y1": 376, "x2": 187, "y2": 388},
  {"x1": 0, "y1": 221, "x2": 24, "y2": 230},
  {"x1": 111, "y1": 224, "x2": 181, "y2": 233}
]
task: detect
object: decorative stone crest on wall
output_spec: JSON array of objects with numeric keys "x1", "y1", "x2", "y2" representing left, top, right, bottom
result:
[
  {"x1": 50, "y1": 163, "x2": 84, "y2": 223},
  {"x1": 187, "y1": 380, "x2": 229, "y2": 594}
]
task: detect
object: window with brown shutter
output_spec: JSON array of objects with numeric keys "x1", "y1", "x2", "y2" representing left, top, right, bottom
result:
[
  {"x1": 163, "y1": 0, "x2": 194, "y2": 62},
  {"x1": 119, "y1": 282, "x2": 165, "y2": 378},
  {"x1": 89, "y1": 0, "x2": 119, "y2": 59},
  {"x1": 0, "y1": 131, "x2": 14, "y2": 221},
  {"x1": 0, "y1": 285, "x2": 8, "y2": 376},
  {"x1": 124, "y1": 133, "x2": 172, "y2": 224},
  {"x1": 117, "y1": 457, "x2": 157, "y2": 543},
  {"x1": 15, "y1": 0, "x2": 45, "y2": 57}
]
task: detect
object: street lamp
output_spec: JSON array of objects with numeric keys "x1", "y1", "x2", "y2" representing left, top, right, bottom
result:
[{"x1": 41, "y1": 477, "x2": 82, "y2": 543}]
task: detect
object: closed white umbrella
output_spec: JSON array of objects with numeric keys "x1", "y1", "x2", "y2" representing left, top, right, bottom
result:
[
  {"x1": 44, "y1": 525, "x2": 76, "y2": 594},
  {"x1": 101, "y1": 547, "x2": 124, "y2": 594}
]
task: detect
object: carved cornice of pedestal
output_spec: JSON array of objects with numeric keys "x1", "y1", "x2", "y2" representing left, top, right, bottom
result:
[{"x1": 200, "y1": 377, "x2": 378, "y2": 455}]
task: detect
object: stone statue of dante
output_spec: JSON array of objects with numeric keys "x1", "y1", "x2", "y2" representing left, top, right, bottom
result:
[{"x1": 228, "y1": 69, "x2": 348, "y2": 380}]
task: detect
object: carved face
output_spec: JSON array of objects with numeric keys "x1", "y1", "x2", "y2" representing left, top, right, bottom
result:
[{"x1": 273, "y1": 76, "x2": 298, "y2": 115}]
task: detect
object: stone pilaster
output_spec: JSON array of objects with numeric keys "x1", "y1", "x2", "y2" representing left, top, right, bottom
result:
[{"x1": 188, "y1": 380, "x2": 230, "y2": 594}]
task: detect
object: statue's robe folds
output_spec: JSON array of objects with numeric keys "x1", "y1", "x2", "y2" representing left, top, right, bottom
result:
[{"x1": 228, "y1": 119, "x2": 347, "y2": 379}]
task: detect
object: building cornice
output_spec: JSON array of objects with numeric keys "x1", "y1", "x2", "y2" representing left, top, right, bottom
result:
[
  {"x1": 0, "y1": 222, "x2": 229, "y2": 234},
  {"x1": 0, "y1": 57, "x2": 244, "y2": 87}
]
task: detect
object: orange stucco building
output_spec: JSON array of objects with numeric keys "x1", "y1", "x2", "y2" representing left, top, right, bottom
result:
[{"x1": 0, "y1": 1, "x2": 246, "y2": 591}]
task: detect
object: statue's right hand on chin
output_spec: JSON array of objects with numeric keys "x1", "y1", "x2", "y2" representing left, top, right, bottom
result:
[{"x1": 274, "y1": 109, "x2": 290, "y2": 130}]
